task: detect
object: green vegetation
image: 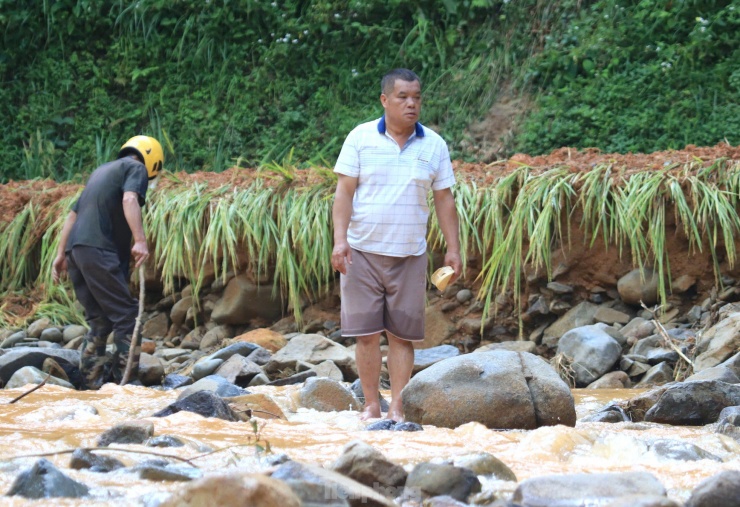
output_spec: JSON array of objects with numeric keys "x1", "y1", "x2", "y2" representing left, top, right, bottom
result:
[
  {"x1": 3, "y1": 1, "x2": 735, "y2": 183},
  {"x1": 518, "y1": 0, "x2": 740, "y2": 154}
]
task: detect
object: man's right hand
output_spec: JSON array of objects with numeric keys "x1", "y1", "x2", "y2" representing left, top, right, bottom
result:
[
  {"x1": 51, "y1": 253, "x2": 67, "y2": 283},
  {"x1": 131, "y1": 240, "x2": 150, "y2": 268},
  {"x1": 331, "y1": 241, "x2": 352, "y2": 275}
]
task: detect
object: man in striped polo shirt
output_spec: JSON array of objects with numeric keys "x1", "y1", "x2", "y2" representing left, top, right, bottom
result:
[{"x1": 331, "y1": 68, "x2": 462, "y2": 421}]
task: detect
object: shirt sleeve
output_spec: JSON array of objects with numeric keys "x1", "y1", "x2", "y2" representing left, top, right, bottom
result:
[
  {"x1": 121, "y1": 159, "x2": 149, "y2": 207},
  {"x1": 334, "y1": 128, "x2": 361, "y2": 177},
  {"x1": 431, "y1": 141, "x2": 455, "y2": 191}
]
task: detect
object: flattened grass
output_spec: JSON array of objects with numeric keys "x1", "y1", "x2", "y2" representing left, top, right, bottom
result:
[{"x1": 2, "y1": 158, "x2": 740, "y2": 330}]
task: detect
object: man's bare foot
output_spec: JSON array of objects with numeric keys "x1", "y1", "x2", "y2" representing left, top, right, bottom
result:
[
  {"x1": 387, "y1": 402, "x2": 404, "y2": 422},
  {"x1": 360, "y1": 403, "x2": 381, "y2": 420}
]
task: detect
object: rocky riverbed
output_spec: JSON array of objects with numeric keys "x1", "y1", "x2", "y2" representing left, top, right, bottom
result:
[{"x1": 1, "y1": 265, "x2": 739, "y2": 506}]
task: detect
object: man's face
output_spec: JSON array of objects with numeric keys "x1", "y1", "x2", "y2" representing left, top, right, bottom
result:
[{"x1": 381, "y1": 79, "x2": 422, "y2": 130}]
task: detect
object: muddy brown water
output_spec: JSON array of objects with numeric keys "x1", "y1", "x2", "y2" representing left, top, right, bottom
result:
[{"x1": 0, "y1": 385, "x2": 738, "y2": 506}]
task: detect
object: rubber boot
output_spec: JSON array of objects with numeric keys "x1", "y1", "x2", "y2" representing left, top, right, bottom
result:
[
  {"x1": 111, "y1": 331, "x2": 140, "y2": 385},
  {"x1": 79, "y1": 332, "x2": 108, "y2": 390}
]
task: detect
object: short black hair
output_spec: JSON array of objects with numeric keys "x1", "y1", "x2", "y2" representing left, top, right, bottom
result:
[{"x1": 381, "y1": 68, "x2": 420, "y2": 95}]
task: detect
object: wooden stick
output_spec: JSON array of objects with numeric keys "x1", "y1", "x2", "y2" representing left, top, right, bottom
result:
[
  {"x1": 641, "y1": 302, "x2": 695, "y2": 370},
  {"x1": 121, "y1": 264, "x2": 145, "y2": 386},
  {"x1": 6, "y1": 447, "x2": 198, "y2": 467},
  {"x1": 8, "y1": 373, "x2": 51, "y2": 404}
]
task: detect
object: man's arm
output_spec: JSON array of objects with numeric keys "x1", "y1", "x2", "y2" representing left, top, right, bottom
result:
[
  {"x1": 51, "y1": 211, "x2": 77, "y2": 283},
  {"x1": 331, "y1": 174, "x2": 358, "y2": 274},
  {"x1": 432, "y1": 187, "x2": 462, "y2": 281},
  {"x1": 123, "y1": 191, "x2": 149, "y2": 268}
]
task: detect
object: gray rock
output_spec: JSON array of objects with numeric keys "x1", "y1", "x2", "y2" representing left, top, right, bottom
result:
[
  {"x1": 452, "y1": 453, "x2": 516, "y2": 481},
  {"x1": 1, "y1": 331, "x2": 27, "y2": 349},
  {"x1": 557, "y1": 324, "x2": 622, "y2": 386},
  {"x1": 6, "y1": 458, "x2": 89, "y2": 499},
  {"x1": 311, "y1": 360, "x2": 344, "y2": 381},
  {"x1": 694, "y1": 312, "x2": 740, "y2": 370},
  {"x1": 542, "y1": 302, "x2": 599, "y2": 349},
  {"x1": 138, "y1": 353, "x2": 164, "y2": 386},
  {"x1": 684, "y1": 470, "x2": 740, "y2": 507},
  {"x1": 329, "y1": 440, "x2": 407, "y2": 490},
  {"x1": 648, "y1": 439, "x2": 721, "y2": 462},
  {"x1": 512, "y1": 471, "x2": 666, "y2": 507},
  {"x1": 298, "y1": 377, "x2": 360, "y2": 412},
  {"x1": 162, "y1": 374, "x2": 193, "y2": 390},
  {"x1": 147, "y1": 435, "x2": 185, "y2": 448},
  {"x1": 271, "y1": 460, "x2": 395, "y2": 507},
  {"x1": 635, "y1": 362, "x2": 675, "y2": 387},
  {"x1": 404, "y1": 462, "x2": 481, "y2": 502},
  {"x1": 192, "y1": 358, "x2": 224, "y2": 380},
  {"x1": 581, "y1": 404, "x2": 631, "y2": 423},
  {"x1": 265, "y1": 334, "x2": 355, "y2": 379},
  {"x1": 413, "y1": 345, "x2": 459, "y2": 374},
  {"x1": 604, "y1": 495, "x2": 681, "y2": 507},
  {"x1": 214, "y1": 354, "x2": 263, "y2": 386},
  {"x1": 154, "y1": 390, "x2": 240, "y2": 421},
  {"x1": 617, "y1": 268, "x2": 660, "y2": 306},
  {"x1": 6, "y1": 365, "x2": 74, "y2": 389},
  {"x1": 178, "y1": 375, "x2": 248, "y2": 399},
  {"x1": 136, "y1": 463, "x2": 202, "y2": 481},
  {"x1": 402, "y1": 351, "x2": 576, "y2": 429},
  {"x1": 69, "y1": 448, "x2": 125, "y2": 472},
  {"x1": 97, "y1": 420, "x2": 154, "y2": 447},
  {"x1": 26, "y1": 318, "x2": 52, "y2": 338},
  {"x1": 0, "y1": 348, "x2": 80, "y2": 384},
  {"x1": 39, "y1": 327, "x2": 63, "y2": 343},
  {"x1": 644, "y1": 380, "x2": 740, "y2": 425}
]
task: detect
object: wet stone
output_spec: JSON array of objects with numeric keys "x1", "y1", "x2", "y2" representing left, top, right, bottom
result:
[
  {"x1": 69, "y1": 448, "x2": 125, "y2": 472},
  {"x1": 365, "y1": 419, "x2": 397, "y2": 431},
  {"x1": 162, "y1": 373, "x2": 193, "y2": 390},
  {"x1": 392, "y1": 422, "x2": 423, "y2": 432},
  {"x1": 97, "y1": 420, "x2": 155, "y2": 447},
  {"x1": 147, "y1": 435, "x2": 185, "y2": 448},
  {"x1": 6, "y1": 458, "x2": 90, "y2": 499}
]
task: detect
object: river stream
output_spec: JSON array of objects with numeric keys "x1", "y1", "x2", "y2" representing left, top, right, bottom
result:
[{"x1": 0, "y1": 385, "x2": 738, "y2": 506}]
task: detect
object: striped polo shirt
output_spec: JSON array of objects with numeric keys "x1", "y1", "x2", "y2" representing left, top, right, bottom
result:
[{"x1": 334, "y1": 116, "x2": 455, "y2": 257}]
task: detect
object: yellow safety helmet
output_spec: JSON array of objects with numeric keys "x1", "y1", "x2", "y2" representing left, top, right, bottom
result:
[{"x1": 118, "y1": 136, "x2": 164, "y2": 180}]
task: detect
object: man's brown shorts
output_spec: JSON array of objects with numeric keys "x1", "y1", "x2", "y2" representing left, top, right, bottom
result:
[{"x1": 340, "y1": 248, "x2": 427, "y2": 341}]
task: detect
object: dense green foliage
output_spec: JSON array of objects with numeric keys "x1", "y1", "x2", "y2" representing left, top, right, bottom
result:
[
  {"x1": 0, "y1": 0, "x2": 538, "y2": 182},
  {"x1": 519, "y1": 0, "x2": 740, "y2": 154},
  {"x1": 0, "y1": 0, "x2": 737, "y2": 183}
]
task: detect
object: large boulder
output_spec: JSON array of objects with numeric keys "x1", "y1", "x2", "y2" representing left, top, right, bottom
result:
[
  {"x1": 0, "y1": 348, "x2": 80, "y2": 385},
  {"x1": 617, "y1": 268, "x2": 660, "y2": 306},
  {"x1": 402, "y1": 351, "x2": 576, "y2": 429},
  {"x1": 644, "y1": 380, "x2": 740, "y2": 425},
  {"x1": 694, "y1": 313, "x2": 740, "y2": 371},
  {"x1": 556, "y1": 324, "x2": 622, "y2": 386},
  {"x1": 265, "y1": 334, "x2": 356, "y2": 380},
  {"x1": 211, "y1": 274, "x2": 286, "y2": 325},
  {"x1": 512, "y1": 471, "x2": 666, "y2": 507}
]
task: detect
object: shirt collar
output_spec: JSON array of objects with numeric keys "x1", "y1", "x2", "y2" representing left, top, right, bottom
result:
[{"x1": 377, "y1": 115, "x2": 425, "y2": 138}]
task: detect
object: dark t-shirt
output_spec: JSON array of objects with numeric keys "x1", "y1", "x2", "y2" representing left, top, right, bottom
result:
[{"x1": 67, "y1": 157, "x2": 148, "y2": 274}]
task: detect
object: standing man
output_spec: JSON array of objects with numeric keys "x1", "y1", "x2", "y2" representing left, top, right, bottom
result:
[
  {"x1": 331, "y1": 69, "x2": 461, "y2": 421},
  {"x1": 52, "y1": 136, "x2": 164, "y2": 389}
]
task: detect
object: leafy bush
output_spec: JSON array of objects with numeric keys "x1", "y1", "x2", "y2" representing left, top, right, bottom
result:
[{"x1": 518, "y1": 0, "x2": 740, "y2": 154}]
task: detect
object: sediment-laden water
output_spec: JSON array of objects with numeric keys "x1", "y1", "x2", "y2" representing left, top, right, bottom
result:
[{"x1": 0, "y1": 385, "x2": 738, "y2": 506}]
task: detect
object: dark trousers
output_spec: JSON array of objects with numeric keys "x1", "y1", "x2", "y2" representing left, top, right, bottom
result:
[
  {"x1": 67, "y1": 246, "x2": 140, "y2": 388},
  {"x1": 66, "y1": 246, "x2": 137, "y2": 337}
]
